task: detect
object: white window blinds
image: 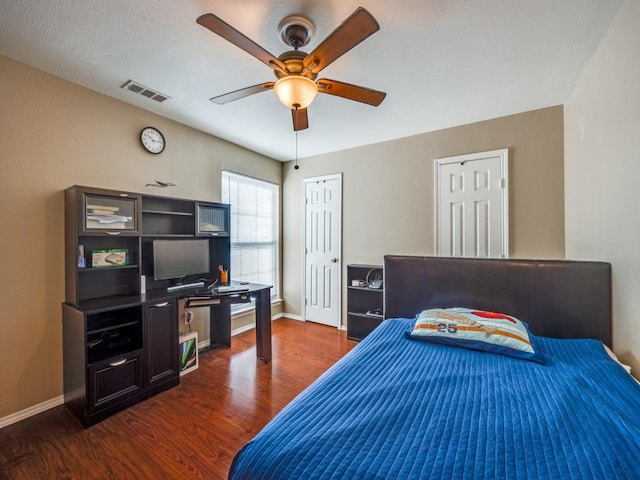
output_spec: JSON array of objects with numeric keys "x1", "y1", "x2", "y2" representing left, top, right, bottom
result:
[{"x1": 222, "y1": 171, "x2": 278, "y2": 298}]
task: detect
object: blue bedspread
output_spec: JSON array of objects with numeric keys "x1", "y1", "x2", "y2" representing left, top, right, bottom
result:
[{"x1": 229, "y1": 318, "x2": 640, "y2": 479}]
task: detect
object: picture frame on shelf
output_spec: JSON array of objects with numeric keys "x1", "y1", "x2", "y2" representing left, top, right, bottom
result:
[{"x1": 178, "y1": 331, "x2": 199, "y2": 376}]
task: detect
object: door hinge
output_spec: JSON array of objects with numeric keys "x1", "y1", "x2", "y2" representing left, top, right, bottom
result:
[{"x1": 500, "y1": 178, "x2": 506, "y2": 189}]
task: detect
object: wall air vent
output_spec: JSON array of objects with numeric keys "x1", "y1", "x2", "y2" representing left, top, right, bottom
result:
[{"x1": 121, "y1": 80, "x2": 171, "y2": 103}]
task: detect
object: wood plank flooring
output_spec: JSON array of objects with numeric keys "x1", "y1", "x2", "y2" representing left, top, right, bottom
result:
[{"x1": 0, "y1": 318, "x2": 356, "y2": 480}]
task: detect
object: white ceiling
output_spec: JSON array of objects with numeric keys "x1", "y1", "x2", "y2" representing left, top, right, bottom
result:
[{"x1": 0, "y1": 0, "x2": 622, "y2": 161}]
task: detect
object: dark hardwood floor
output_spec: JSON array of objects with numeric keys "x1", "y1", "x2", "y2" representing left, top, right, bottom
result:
[{"x1": 0, "y1": 318, "x2": 356, "y2": 480}]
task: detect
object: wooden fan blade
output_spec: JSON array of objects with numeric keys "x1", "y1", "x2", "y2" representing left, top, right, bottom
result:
[
  {"x1": 292, "y1": 108, "x2": 309, "y2": 131},
  {"x1": 197, "y1": 14, "x2": 286, "y2": 71},
  {"x1": 303, "y1": 7, "x2": 379, "y2": 74},
  {"x1": 317, "y1": 79, "x2": 386, "y2": 106},
  {"x1": 210, "y1": 82, "x2": 275, "y2": 104}
]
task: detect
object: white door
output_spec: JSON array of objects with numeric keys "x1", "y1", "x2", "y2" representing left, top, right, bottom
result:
[
  {"x1": 304, "y1": 174, "x2": 341, "y2": 327},
  {"x1": 435, "y1": 149, "x2": 509, "y2": 258}
]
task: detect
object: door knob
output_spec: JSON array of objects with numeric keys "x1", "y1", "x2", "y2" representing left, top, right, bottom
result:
[{"x1": 331, "y1": 258, "x2": 338, "y2": 263}]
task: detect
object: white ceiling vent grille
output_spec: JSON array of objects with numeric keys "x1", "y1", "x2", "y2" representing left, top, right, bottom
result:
[{"x1": 121, "y1": 80, "x2": 171, "y2": 103}]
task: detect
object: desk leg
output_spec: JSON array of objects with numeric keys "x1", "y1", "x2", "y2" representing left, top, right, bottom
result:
[
  {"x1": 209, "y1": 304, "x2": 231, "y2": 349},
  {"x1": 254, "y1": 289, "x2": 272, "y2": 363}
]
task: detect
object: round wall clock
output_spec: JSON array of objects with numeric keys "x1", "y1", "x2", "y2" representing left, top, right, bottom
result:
[{"x1": 140, "y1": 126, "x2": 165, "y2": 154}]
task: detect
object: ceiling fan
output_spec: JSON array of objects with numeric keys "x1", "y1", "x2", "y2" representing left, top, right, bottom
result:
[{"x1": 197, "y1": 7, "x2": 386, "y2": 131}]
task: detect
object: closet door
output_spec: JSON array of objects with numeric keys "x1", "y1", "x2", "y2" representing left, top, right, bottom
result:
[{"x1": 436, "y1": 149, "x2": 509, "y2": 258}]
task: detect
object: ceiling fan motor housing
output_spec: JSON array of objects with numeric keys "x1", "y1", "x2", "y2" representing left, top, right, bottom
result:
[{"x1": 275, "y1": 50, "x2": 316, "y2": 80}]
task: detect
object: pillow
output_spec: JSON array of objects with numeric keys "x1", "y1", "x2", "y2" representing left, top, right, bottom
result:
[{"x1": 406, "y1": 307, "x2": 544, "y2": 363}]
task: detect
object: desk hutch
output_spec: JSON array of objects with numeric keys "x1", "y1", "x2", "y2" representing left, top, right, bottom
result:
[{"x1": 62, "y1": 185, "x2": 243, "y2": 427}]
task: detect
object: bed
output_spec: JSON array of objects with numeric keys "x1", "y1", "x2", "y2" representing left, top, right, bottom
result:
[{"x1": 229, "y1": 256, "x2": 640, "y2": 479}]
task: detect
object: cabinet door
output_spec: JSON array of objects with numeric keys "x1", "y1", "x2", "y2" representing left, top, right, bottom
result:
[
  {"x1": 196, "y1": 202, "x2": 229, "y2": 236},
  {"x1": 80, "y1": 187, "x2": 141, "y2": 235},
  {"x1": 144, "y1": 299, "x2": 179, "y2": 388},
  {"x1": 88, "y1": 351, "x2": 144, "y2": 411}
]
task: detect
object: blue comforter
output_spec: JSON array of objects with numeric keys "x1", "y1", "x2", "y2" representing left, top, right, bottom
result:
[{"x1": 229, "y1": 318, "x2": 640, "y2": 479}]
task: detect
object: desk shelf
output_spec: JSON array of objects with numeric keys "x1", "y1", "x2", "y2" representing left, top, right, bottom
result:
[
  {"x1": 142, "y1": 209, "x2": 194, "y2": 216},
  {"x1": 141, "y1": 196, "x2": 196, "y2": 236},
  {"x1": 79, "y1": 264, "x2": 139, "y2": 273}
]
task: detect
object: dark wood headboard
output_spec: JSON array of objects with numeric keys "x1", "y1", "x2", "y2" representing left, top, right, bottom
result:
[{"x1": 383, "y1": 256, "x2": 612, "y2": 345}]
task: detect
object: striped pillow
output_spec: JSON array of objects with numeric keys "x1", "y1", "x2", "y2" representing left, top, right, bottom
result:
[{"x1": 406, "y1": 307, "x2": 544, "y2": 363}]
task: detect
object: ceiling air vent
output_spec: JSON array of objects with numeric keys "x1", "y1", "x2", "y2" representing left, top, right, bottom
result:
[{"x1": 121, "y1": 80, "x2": 171, "y2": 103}]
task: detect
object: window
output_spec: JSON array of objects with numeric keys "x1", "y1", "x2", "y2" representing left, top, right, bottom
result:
[{"x1": 222, "y1": 171, "x2": 279, "y2": 299}]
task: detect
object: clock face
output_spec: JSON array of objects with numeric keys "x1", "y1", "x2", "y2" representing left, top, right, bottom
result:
[{"x1": 140, "y1": 127, "x2": 165, "y2": 154}]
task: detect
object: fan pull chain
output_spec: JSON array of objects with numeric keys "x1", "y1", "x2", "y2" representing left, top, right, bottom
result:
[{"x1": 294, "y1": 130, "x2": 300, "y2": 170}]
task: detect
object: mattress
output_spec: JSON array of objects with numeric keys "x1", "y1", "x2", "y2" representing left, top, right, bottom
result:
[{"x1": 229, "y1": 318, "x2": 640, "y2": 479}]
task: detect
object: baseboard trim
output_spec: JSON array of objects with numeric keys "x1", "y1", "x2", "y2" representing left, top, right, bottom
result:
[{"x1": 0, "y1": 395, "x2": 64, "y2": 429}]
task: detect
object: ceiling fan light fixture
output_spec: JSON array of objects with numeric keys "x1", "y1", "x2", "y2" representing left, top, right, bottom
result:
[{"x1": 274, "y1": 76, "x2": 318, "y2": 109}]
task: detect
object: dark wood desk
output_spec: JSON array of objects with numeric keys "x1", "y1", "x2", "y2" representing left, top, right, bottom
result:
[{"x1": 184, "y1": 283, "x2": 272, "y2": 363}]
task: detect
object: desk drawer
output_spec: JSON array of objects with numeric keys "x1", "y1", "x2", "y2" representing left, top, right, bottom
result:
[{"x1": 224, "y1": 293, "x2": 251, "y2": 304}]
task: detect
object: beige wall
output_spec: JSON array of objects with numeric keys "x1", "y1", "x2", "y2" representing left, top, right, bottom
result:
[
  {"x1": 282, "y1": 106, "x2": 565, "y2": 321},
  {"x1": 0, "y1": 53, "x2": 567, "y2": 421},
  {"x1": 564, "y1": 0, "x2": 640, "y2": 373},
  {"x1": 0, "y1": 56, "x2": 281, "y2": 419}
]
